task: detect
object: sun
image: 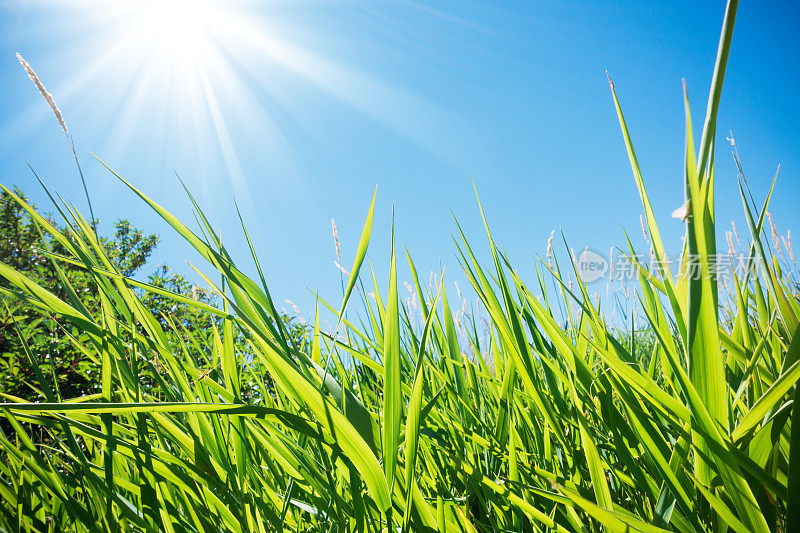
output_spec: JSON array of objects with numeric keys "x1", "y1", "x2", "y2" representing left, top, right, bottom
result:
[
  {"x1": 126, "y1": 0, "x2": 217, "y2": 71},
  {"x1": 13, "y1": 0, "x2": 438, "y2": 212}
]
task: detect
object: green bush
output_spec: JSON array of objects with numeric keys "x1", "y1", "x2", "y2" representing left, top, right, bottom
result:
[{"x1": 0, "y1": 188, "x2": 159, "y2": 401}]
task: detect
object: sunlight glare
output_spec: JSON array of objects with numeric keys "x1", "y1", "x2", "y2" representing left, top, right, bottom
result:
[{"x1": 127, "y1": 0, "x2": 215, "y2": 69}]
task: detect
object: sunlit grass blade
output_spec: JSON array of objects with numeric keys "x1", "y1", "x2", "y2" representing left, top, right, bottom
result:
[
  {"x1": 402, "y1": 275, "x2": 442, "y2": 530},
  {"x1": 382, "y1": 212, "x2": 401, "y2": 513},
  {"x1": 339, "y1": 186, "x2": 378, "y2": 326}
]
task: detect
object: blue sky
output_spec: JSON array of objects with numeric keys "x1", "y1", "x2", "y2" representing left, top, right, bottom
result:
[{"x1": 1, "y1": 0, "x2": 798, "y2": 320}]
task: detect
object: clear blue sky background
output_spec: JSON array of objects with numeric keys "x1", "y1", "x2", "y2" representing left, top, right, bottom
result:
[{"x1": 0, "y1": 0, "x2": 798, "y2": 320}]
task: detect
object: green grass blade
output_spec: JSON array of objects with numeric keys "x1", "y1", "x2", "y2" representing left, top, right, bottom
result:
[{"x1": 382, "y1": 212, "x2": 402, "y2": 509}]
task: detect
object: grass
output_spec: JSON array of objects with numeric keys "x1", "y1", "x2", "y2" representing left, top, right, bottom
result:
[{"x1": 2, "y1": 0, "x2": 800, "y2": 530}]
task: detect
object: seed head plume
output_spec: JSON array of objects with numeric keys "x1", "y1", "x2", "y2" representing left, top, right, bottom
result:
[
  {"x1": 781, "y1": 233, "x2": 793, "y2": 261},
  {"x1": 17, "y1": 52, "x2": 96, "y2": 229},
  {"x1": 731, "y1": 221, "x2": 741, "y2": 246},
  {"x1": 546, "y1": 230, "x2": 554, "y2": 268},
  {"x1": 334, "y1": 261, "x2": 350, "y2": 277},
  {"x1": 331, "y1": 219, "x2": 341, "y2": 261},
  {"x1": 285, "y1": 300, "x2": 304, "y2": 323},
  {"x1": 767, "y1": 211, "x2": 782, "y2": 257},
  {"x1": 406, "y1": 297, "x2": 415, "y2": 327},
  {"x1": 608, "y1": 246, "x2": 614, "y2": 292},
  {"x1": 640, "y1": 214, "x2": 649, "y2": 244},
  {"x1": 726, "y1": 231, "x2": 736, "y2": 256},
  {"x1": 17, "y1": 53, "x2": 68, "y2": 137}
]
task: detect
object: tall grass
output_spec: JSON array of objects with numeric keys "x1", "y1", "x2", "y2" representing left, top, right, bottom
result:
[{"x1": 2, "y1": 0, "x2": 800, "y2": 530}]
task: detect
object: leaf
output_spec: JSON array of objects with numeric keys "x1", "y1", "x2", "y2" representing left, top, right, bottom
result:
[
  {"x1": 339, "y1": 186, "x2": 378, "y2": 325},
  {"x1": 382, "y1": 212, "x2": 401, "y2": 499},
  {"x1": 403, "y1": 276, "x2": 443, "y2": 529},
  {"x1": 732, "y1": 347, "x2": 800, "y2": 441}
]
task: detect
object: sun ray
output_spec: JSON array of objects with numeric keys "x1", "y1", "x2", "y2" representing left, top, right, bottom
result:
[
  {"x1": 197, "y1": 63, "x2": 254, "y2": 217},
  {"x1": 5, "y1": 0, "x2": 471, "y2": 204}
]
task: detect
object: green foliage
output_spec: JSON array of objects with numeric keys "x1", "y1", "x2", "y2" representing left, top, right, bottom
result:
[
  {"x1": 2, "y1": 1, "x2": 800, "y2": 531},
  {"x1": 0, "y1": 188, "x2": 159, "y2": 401}
]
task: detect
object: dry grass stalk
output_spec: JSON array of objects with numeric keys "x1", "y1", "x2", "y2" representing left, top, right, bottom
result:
[
  {"x1": 331, "y1": 219, "x2": 341, "y2": 261},
  {"x1": 609, "y1": 246, "x2": 614, "y2": 291},
  {"x1": 285, "y1": 300, "x2": 303, "y2": 323},
  {"x1": 454, "y1": 280, "x2": 463, "y2": 303},
  {"x1": 16, "y1": 53, "x2": 68, "y2": 137},
  {"x1": 17, "y1": 52, "x2": 96, "y2": 228},
  {"x1": 726, "y1": 231, "x2": 736, "y2": 256},
  {"x1": 731, "y1": 221, "x2": 741, "y2": 246},
  {"x1": 334, "y1": 261, "x2": 350, "y2": 277},
  {"x1": 767, "y1": 211, "x2": 783, "y2": 257},
  {"x1": 640, "y1": 214, "x2": 649, "y2": 243}
]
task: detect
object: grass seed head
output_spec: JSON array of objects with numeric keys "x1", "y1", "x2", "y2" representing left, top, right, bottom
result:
[
  {"x1": 331, "y1": 219, "x2": 341, "y2": 261},
  {"x1": 16, "y1": 53, "x2": 68, "y2": 137},
  {"x1": 334, "y1": 261, "x2": 350, "y2": 276},
  {"x1": 639, "y1": 214, "x2": 649, "y2": 243},
  {"x1": 731, "y1": 220, "x2": 741, "y2": 246},
  {"x1": 285, "y1": 299, "x2": 303, "y2": 323}
]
